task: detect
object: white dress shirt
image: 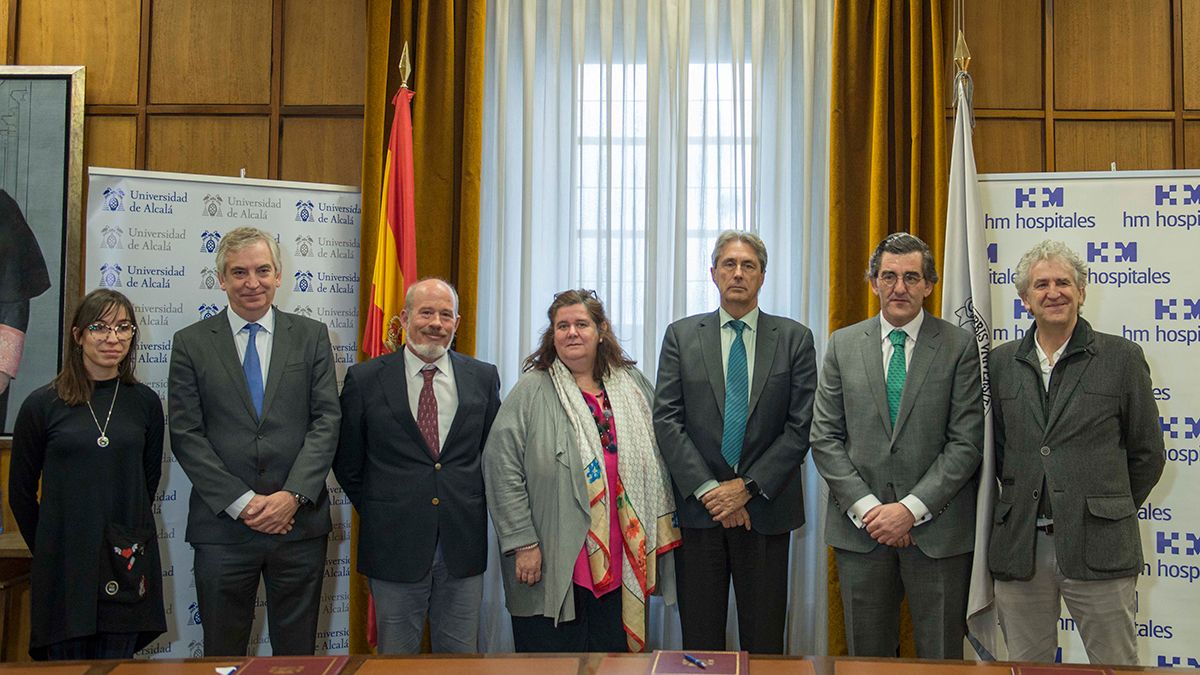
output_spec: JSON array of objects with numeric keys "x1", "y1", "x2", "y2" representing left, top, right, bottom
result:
[
  {"x1": 846, "y1": 310, "x2": 933, "y2": 530},
  {"x1": 225, "y1": 306, "x2": 275, "y2": 519},
  {"x1": 404, "y1": 346, "x2": 458, "y2": 451}
]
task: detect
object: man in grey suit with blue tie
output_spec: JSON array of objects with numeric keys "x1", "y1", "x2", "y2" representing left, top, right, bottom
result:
[
  {"x1": 811, "y1": 233, "x2": 983, "y2": 659},
  {"x1": 169, "y1": 226, "x2": 340, "y2": 656},
  {"x1": 655, "y1": 230, "x2": 817, "y2": 653}
]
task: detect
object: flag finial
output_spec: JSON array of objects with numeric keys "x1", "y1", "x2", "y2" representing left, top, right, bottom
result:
[
  {"x1": 399, "y1": 42, "x2": 412, "y2": 88},
  {"x1": 954, "y1": 30, "x2": 972, "y2": 73}
]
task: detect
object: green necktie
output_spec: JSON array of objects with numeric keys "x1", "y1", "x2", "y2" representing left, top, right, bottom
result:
[
  {"x1": 886, "y1": 329, "x2": 907, "y2": 426},
  {"x1": 721, "y1": 320, "x2": 749, "y2": 467}
]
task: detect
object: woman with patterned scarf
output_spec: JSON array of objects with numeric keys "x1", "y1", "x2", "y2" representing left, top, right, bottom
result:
[{"x1": 484, "y1": 289, "x2": 681, "y2": 652}]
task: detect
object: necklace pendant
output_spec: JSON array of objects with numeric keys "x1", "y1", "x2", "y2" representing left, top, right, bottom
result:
[{"x1": 97, "y1": 435, "x2": 110, "y2": 448}]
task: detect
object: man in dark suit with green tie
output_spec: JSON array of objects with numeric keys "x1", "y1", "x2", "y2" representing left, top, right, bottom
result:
[{"x1": 654, "y1": 230, "x2": 817, "y2": 653}]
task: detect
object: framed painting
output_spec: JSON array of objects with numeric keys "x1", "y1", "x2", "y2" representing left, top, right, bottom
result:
[{"x1": 0, "y1": 65, "x2": 85, "y2": 435}]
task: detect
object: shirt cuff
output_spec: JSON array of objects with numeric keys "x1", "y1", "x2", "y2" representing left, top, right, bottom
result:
[
  {"x1": 900, "y1": 494, "x2": 932, "y2": 526},
  {"x1": 226, "y1": 491, "x2": 255, "y2": 520},
  {"x1": 693, "y1": 480, "x2": 720, "y2": 501},
  {"x1": 847, "y1": 494, "x2": 882, "y2": 529}
]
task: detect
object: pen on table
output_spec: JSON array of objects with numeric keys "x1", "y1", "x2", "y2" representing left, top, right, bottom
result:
[{"x1": 682, "y1": 653, "x2": 708, "y2": 669}]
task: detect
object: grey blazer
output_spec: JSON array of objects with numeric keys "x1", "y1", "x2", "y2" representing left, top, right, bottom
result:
[
  {"x1": 811, "y1": 313, "x2": 984, "y2": 558},
  {"x1": 483, "y1": 368, "x2": 674, "y2": 623},
  {"x1": 988, "y1": 318, "x2": 1164, "y2": 581},
  {"x1": 168, "y1": 308, "x2": 341, "y2": 544},
  {"x1": 653, "y1": 310, "x2": 817, "y2": 534}
]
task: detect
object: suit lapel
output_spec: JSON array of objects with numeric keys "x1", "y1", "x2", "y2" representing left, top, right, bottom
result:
[
  {"x1": 747, "y1": 313, "x2": 778, "y2": 418},
  {"x1": 209, "y1": 309, "x2": 258, "y2": 421},
  {"x1": 859, "y1": 319, "x2": 892, "y2": 437},
  {"x1": 379, "y1": 349, "x2": 435, "y2": 459},
  {"x1": 1046, "y1": 352, "x2": 1089, "y2": 431},
  {"x1": 1014, "y1": 349, "x2": 1048, "y2": 432},
  {"x1": 699, "y1": 312, "x2": 725, "y2": 416},
  {"x1": 892, "y1": 318, "x2": 942, "y2": 437},
  {"x1": 260, "y1": 309, "x2": 291, "y2": 422}
]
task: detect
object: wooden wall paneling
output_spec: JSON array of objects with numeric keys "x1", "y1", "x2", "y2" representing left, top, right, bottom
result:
[
  {"x1": 1182, "y1": 0, "x2": 1200, "y2": 109},
  {"x1": 1054, "y1": 0, "x2": 1173, "y2": 111},
  {"x1": 282, "y1": 0, "x2": 366, "y2": 106},
  {"x1": 1, "y1": 0, "x2": 11, "y2": 64},
  {"x1": 85, "y1": 115, "x2": 138, "y2": 169},
  {"x1": 1182, "y1": 120, "x2": 1200, "y2": 166},
  {"x1": 944, "y1": 0, "x2": 1043, "y2": 109},
  {"x1": 279, "y1": 117, "x2": 364, "y2": 186},
  {"x1": 148, "y1": 0, "x2": 273, "y2": 104},
  {"x1": 145, "y1": 115, "x2": 270, "y2": 177},
  {"x1": 971, "y1": 118, "x2": 1045, "y2": 173},
  {"x1": 1054, "y1": 120, "x2": 1174, "y2": 171},
  {"x1": 14, "y1": 0, "x2": 141, "y2": 104}
]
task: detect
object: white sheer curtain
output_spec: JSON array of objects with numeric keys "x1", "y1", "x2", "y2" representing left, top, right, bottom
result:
[{"x1": 476, "y1": 0, "x2": 833, "y2": 654}]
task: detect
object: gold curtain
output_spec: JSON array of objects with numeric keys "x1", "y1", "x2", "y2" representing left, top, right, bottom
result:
[
  {"x1": 352, "y1": 0, "x2": 486, "y2": 653},
  {"x1": 827, "y1": 0, "x2": 948, "y2": 657}
]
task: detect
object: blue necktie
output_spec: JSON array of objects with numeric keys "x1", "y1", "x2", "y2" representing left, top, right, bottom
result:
[
  {"x1": 243, "y1": 323, "x2": 264, "y2": 417},
  {"x1": 721, "y1": 319, "x2": 749, "y2": 468},
  {"x1": 886, "y1": 329, "x2": 907, "y2": 426}
]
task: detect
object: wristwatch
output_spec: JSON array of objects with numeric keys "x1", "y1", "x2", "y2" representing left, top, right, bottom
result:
[
  {"x1": 292, "y1": 492, "x2": 309, "y2": 507},
  {"x1": 742, "y1": 478, "x2": 761, "y2": 498}
]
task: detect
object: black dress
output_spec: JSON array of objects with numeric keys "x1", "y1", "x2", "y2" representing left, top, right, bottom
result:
[
  {"x1": 0, "y1": 189, "x2": 51, "y2": 431},
  {"x1": 8, "y1": 378, "x2": 167, "y2": 659}
]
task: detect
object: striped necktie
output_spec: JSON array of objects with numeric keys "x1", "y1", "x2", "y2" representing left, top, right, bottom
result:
[{"x1": 721, "y1": 319, "x2": 749, "y2": 467}]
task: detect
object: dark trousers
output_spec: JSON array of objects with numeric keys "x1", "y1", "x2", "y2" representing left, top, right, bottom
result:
[
  {"x1": 511, "y1": 583, "x2": 626, "y2": 653},
  {"x1": 674, "y1": 525, "x2": 791, "y2": 654},
  {"x1": 193, "y1": 534, "x2": 326, "y2": 656},
  {"x1": 42, "y1": 632, "x2": 140, "y2": 660},
  {"x1": 834, "y1": 544, "x2": 972, "y2": 659}
]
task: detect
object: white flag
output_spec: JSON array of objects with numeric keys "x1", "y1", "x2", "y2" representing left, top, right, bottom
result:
[{"x1": 941, "y1": 72, "x2": 1002, "y2": 661}]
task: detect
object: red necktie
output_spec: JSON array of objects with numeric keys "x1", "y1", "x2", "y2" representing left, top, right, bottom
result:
[{"x1": 417, "y1": 365, "x2": 440, "y2": 458}]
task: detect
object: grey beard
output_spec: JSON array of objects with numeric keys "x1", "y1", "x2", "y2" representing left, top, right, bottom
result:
[{"x1": 408, "y1": 340, "x2": 449, "y2": 361}]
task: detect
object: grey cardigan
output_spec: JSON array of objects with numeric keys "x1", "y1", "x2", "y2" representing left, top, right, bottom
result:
[{"x1": 483, "y1": 367, "x2": 676, "y2": 623}]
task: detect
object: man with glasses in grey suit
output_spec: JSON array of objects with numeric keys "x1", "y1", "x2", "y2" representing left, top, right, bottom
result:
[{"x1": 812, "y1": 233, "x2": 983, "y2": 659}]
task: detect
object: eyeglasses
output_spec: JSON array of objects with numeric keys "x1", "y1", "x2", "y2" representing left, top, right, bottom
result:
[
  {"x1": 876, "y1": 271, "x2": 924, "y2": 288},
  {"x1": 86, "y1": 322, "x2": 137, "y2": 341}
]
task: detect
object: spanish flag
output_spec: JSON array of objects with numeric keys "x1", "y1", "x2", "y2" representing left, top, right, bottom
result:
[{"x1": 363, "y1": 85, "x2": 418, "y2": 358}]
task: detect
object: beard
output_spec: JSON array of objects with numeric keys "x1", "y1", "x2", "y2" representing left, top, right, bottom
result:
[{"x1": 407, "y1": 336, "x2": 450, "y2": 361}]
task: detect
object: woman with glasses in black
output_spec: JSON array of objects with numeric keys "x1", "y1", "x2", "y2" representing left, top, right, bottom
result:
[{"x1": 8, "y1": 288, "x2": 165, "y2": 660}]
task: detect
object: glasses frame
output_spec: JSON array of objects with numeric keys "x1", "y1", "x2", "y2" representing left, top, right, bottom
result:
[
  {"x1": 85, "y1": 321, "x2": 138, "y2": 342},
  {"x1": 876, "y1": 271, "x2": 925, "y2": 288}
]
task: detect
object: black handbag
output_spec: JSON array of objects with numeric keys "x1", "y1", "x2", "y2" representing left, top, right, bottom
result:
[{"x1": 99, "y1": 523, "x2": 154, "y2": 604}]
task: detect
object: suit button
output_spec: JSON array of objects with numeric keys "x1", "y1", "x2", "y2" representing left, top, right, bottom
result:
[
  {"x1": 257, "y1": 434, "x2": 264, "y2": 440},
  {"x1": 886, "y1": 482, "x2": 893, "y2": 488},
  {"x1": 1032, "y1": 489, "x2": 1040, "y2": 500},
  {"x1": 434, "y1": 463, "x2": 442, "y2": 470},
  {"x1": 1040, "y1": 446, "x2": 1050, "y2": 456},
  {"x1": 431, "y1": 498, "x2": 440, "y2": 505}
]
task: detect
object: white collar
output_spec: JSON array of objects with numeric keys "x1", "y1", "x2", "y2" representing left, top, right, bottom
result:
[
  {"x1": 880, "y1": 309, "x2": 924, "y2": 342},
  {"x1": 227, "y1": 305, "x2": 275, "y2": 335}
]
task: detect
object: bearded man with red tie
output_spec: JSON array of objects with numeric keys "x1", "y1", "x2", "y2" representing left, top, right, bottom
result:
[{"x1": 334, "y1": 278, "x2": 501, "y2": 653}]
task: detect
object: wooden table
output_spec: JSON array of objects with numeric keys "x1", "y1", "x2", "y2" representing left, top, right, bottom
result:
[{"x1": 0, "y1": 653, "x2": 1179, "y2": 674}]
